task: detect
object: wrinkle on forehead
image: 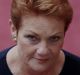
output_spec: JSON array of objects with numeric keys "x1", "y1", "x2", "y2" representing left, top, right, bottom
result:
[{"x1": 20, "y1": 15, "x2": 65, "y2": 36}]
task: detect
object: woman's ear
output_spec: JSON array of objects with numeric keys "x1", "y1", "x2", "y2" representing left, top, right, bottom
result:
[{"x1": 9, "y1": 19, "x2": 17, "y2": 41}]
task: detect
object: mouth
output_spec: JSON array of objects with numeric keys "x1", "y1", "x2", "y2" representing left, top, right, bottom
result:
[{"x1": 34, "y1": 57, "x2": 49, "y2": 63}]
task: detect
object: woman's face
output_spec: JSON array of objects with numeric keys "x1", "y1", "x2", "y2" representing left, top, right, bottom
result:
[{"x1": 13, "y1": 15, "x2": 65, "y2": 72}]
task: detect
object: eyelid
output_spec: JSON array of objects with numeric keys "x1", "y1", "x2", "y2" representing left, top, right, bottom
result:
[
  {"x1": 50, "y1": 36, "x2": 60, "y2": 40},
  {"x1": 24, "y1": 34, "x2": 40, "y2": 43},
  {"x1": 24, "y1": 35, "x2": 37, "y2": 39},
  {"x1": 48, "y1": 35, "x2": 62, "y2": 43}
]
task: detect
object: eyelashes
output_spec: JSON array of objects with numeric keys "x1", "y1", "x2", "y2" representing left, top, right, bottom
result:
[
  {"x1": 49, "y1": 36, "x2": 61, "y2": 42},
  {"x1": 24, "y1": 35, "x2": 40, "y2": 44},
  {"x1": 25, "y1": 35, "x2": 38, "y2": 41}
]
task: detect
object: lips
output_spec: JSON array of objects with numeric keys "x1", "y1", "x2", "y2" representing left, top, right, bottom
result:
[{"x1": 33, "y1": 57, "x2": 49, "y2": 63}]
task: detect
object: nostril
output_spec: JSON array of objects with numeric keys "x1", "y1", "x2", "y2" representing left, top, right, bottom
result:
[
  {"x1": 35, "y1": 41, "x2": 50, "y2": 57},
  {"x1": 35, "y1": 47, "x2": 50, "y2": 57}
]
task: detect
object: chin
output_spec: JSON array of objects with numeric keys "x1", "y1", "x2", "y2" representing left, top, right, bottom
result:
[
  {"x1": 32, "y1": 65, "x2": 49, "y2": 72},
  {"x1": 28, "y1": 59, "x2": 52, "y2": 72}
]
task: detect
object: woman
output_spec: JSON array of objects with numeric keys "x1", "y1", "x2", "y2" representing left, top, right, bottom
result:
[{"x1": 0, "y1": 0, "x2": 80, "y2": 75}]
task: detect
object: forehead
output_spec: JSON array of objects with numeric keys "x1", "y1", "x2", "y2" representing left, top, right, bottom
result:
[{"x1": 19, "y1": 15, "x2": 65, "y2": 35}]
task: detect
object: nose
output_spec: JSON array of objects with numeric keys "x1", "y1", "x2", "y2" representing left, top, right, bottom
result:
[{"x1": 36, "y1": 41, "x2": 50, "y2": 57}]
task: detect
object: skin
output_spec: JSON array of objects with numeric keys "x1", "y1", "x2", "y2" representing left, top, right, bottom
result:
[{"x1": 7, "y1": 14, "x2": 65, "y2": 75}]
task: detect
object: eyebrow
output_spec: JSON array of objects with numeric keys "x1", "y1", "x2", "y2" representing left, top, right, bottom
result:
[
  {"x1": 25, "y1": 30, "x2": 39, "y2": 36},
  {"x1": 50, "y1": 32, "x2": 64, "y2": 36},
  {"x1": 25, "y1": 30, "x2": 64, "y2": 37}
]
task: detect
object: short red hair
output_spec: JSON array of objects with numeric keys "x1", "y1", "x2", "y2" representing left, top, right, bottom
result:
[{"x1": 11, "y1": 0, "x2": 73, "y2": 31}]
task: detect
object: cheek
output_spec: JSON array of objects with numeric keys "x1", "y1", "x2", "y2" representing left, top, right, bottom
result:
[
  {"x1": 17, "y1": 39, "x2": 36, "y2": 59},
  {"x1": 55, "y1": 39, "x2": 64, "y2": 49},
  {"x1": 51, "y1": 41, "x2": 64, "y2": 57},
  {"x1": 18, "y1": 35, "x2": 35, "y2": 51},
  {"x1": 58, "y1": 42, "x2": 64, "y2": 49},
  {"x1": 59, "y1": 40, "x2": 64, "y2": 48}
]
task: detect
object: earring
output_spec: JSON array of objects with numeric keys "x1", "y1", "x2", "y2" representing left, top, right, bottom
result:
[{"x1": 12, "y1": 35, "x2": 16, "y2": 41}]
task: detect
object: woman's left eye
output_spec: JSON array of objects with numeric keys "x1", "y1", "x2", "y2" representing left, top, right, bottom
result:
[{"x1": 49, "y1": 36, "x2": 61, "y2": 42}]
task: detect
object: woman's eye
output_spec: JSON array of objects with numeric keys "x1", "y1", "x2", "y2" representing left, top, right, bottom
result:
[
  {"x1": 24, "y1": 35, "x2": 39, "y2": 44},
  {"x1": 49, "y1": 36, "x2": 60, "y2": 42},
  {"x1": 24, "y1": 35, "x2": 37, "y2": 41}
]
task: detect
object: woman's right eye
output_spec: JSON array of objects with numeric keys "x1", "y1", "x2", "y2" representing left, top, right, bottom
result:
[{"x1": 24, "y1": 35, "x2": 39, "y2": 44}]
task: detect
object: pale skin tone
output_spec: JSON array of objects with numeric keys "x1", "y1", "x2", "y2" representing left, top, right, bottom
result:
[{"x1": 7, "y1": 14, "x2": 65, "y2": 75}]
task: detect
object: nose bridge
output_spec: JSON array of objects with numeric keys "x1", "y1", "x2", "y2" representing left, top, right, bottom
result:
[{"x1": 36, "y1": 41, "x2": 50, "y2": 56}]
